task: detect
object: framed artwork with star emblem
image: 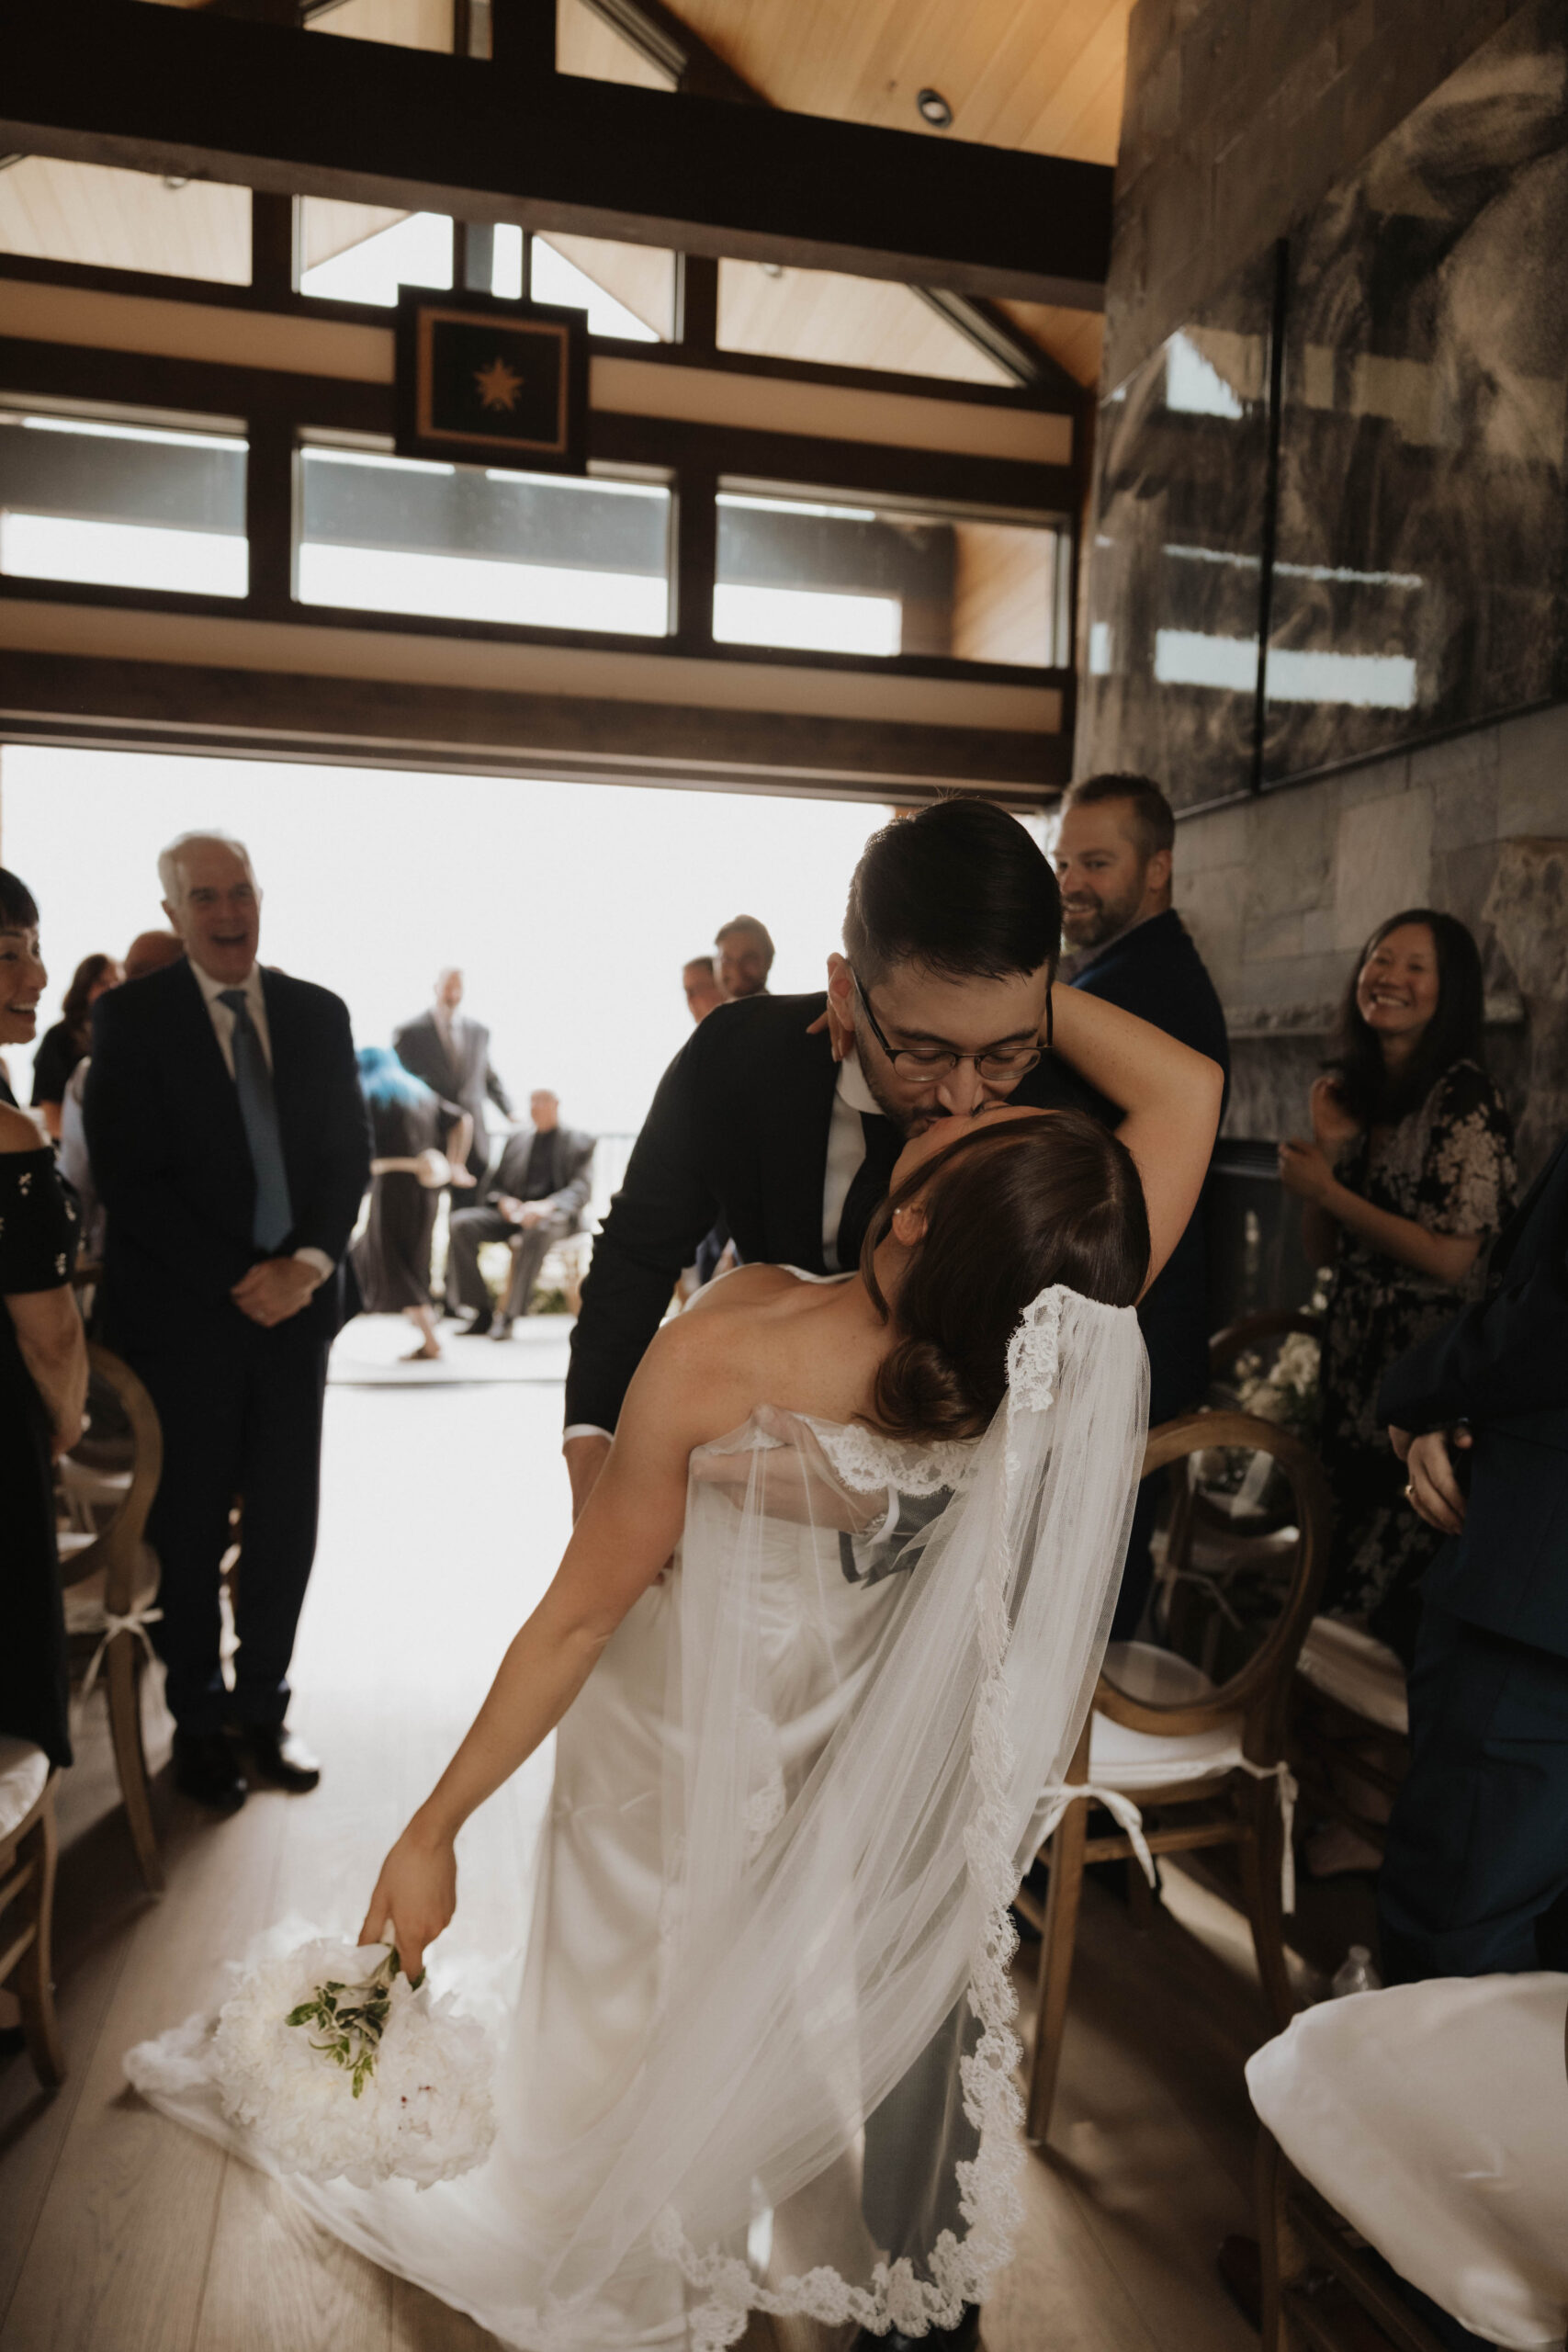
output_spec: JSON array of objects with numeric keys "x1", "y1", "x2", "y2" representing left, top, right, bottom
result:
[{"x1": 393, "y1": 289, "x2": 589, "y2": 473}]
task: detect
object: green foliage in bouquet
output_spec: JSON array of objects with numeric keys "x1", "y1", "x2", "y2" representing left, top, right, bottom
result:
[{"x1": 286, "y1": 1946, "x2": 424, "y2": 2098}]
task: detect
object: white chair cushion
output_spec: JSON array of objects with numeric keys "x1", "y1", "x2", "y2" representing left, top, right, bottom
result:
[
  {"x1": 1089, "y1": 1640, "x2": 1247, "y2": 1791},
  {"x1": 1296, "y1": 1616, "x2": 1409, "y2": 1735},
  {"x1": 1247, "y1": 1973, "x2": 1568, "y2": 2349},
  {"x1": 0, "y1": 1737, "x2": 50, "y2": 1842}
]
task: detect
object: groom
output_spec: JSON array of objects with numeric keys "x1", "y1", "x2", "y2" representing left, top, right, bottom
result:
[{"x1": 565, "y1": 797, "x2": 1095, "y2": 2352}]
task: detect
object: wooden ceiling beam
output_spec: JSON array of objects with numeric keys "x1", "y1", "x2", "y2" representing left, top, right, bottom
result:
[{"x1": 1, "y1": 3, "x2": 1111, "y2": 308}]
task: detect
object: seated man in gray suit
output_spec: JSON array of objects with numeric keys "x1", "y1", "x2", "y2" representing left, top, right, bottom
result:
[
  {"x1": 446, "y1": 1090, "x2": 594, "y2": 1339},
  {"x1": 393, "y1": 967, "x2": 512, "y2": 1182}
]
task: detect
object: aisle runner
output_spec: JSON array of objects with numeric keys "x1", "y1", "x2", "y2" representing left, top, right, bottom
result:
[{"x1": 329, "y1": 1314, "x2": 574, "y2": 1387}]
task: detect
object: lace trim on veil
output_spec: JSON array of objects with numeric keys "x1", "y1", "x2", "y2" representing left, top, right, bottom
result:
[
  {"x1": 801, "y1": 1416, "x2": 977, "y2": 1498},
  {"x1": 652, "y1": 1287, "x2": 1074, "y2": 2350}
]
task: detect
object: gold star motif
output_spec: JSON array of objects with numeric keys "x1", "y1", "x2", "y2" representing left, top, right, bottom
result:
[{"x1": 474, "y1": 355, "x2": 524, "y2": 412}]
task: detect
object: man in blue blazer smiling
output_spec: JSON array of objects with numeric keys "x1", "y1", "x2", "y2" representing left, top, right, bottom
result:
[{"x1": 85, "y1": 831, "x2": 370, "y2": 1814}]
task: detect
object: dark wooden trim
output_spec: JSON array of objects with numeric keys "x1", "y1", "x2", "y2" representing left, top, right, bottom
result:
[
  {"x1": 0, "y1": 336, "x2": 1075, "y2": 513},
  {"x1": 0, "y1": 649, "x2": 1068, "y2": 797},
  {"x1": 248, "y1": 189, "x2": 296, "y2": 300},
  {"x1": 243, "y1": 410, "x2": 295, "y2": 609},
  {"x1": 0, "y1": 572, "x2": 1069, "y2": 694},
  {"x1": 2, "y1": 5, "x2": 1112, "y2": 306},
  {"x1": 674, "y1": 253, "x2": 717, "y2": 356},
  {"x1": 489, "y1": 0, "x2": 556, "y2": 77},
  {"x1": 671, "y1": 457, "x2": 716, "y2": 650},
  {"x1": 0, "y1": 253, "x2": 1073, "y2": 413}
]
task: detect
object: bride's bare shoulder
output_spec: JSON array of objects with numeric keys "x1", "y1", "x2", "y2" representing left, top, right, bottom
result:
[{"x1": 681, "y1": 1264, "x2": 802, "y2": 1320}]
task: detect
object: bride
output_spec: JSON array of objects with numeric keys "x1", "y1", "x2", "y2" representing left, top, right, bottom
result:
[{"x1": 130, "y1": 987, "x2": 1223, "y2": 2351}]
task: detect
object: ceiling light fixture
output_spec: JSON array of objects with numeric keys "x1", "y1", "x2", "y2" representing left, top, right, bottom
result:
[{"x1": 916, "y1": 88, "x2": 953, "y2": 129}]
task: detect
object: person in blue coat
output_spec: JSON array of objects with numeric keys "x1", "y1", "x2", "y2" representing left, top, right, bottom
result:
[
  {"x1": 1055, "y1": 772, "x2": 1231, "y2": 1634},
  {"x1": 1378, "y1": 1128, "x2": 1568, "y2": 1985}
]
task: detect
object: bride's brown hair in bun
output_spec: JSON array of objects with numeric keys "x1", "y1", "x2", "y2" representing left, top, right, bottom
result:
[{"x1": 860, "y1": 1111, "x2": 1149, "y2": 1441}]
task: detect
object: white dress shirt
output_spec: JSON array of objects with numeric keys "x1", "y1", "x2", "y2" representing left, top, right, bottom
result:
[
  {"x1": 564, "y1": 1050, "x2": 882, "y2": 1445},
  {"x1": 191, "y1": 959, "x2": 333, "y2": 1283}
]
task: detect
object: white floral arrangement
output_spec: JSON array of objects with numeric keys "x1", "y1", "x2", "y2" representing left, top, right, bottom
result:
[{"x1": 204, "y1": 1932, "x2": 497, "y2": 2188}]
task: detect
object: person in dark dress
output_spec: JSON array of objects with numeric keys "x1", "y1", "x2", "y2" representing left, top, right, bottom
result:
[
  {"x1": 30, "y1": 951, "x2": 122, "y2": 1141},
  {"x1": 350, "y1": 1045, "x2": 471, "y2": 1361},
  {"x1": 0, "y1": 868, "x2": 87, "y2": 1775},
  {"x1": 1055, "y1": 772, "x2": 1232, "y2": 1636},
  {"x1": 1280, "y1": 910, "x2": 1515, "y2": 1666}
]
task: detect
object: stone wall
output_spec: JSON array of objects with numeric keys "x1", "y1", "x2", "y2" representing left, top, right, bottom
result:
[{"x1": 1093, "y1": 0, "x2": 1568, "y2": 1182}]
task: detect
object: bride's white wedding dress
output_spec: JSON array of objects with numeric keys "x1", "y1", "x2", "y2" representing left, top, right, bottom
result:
[{"x1": 128, "y1": 1282, "x2": 1146, "y2": 2351}]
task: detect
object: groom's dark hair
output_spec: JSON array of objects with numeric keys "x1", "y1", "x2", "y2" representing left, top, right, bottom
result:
[{"x1": 843, "y1": 797, "x2": 1061, "y2": 987}]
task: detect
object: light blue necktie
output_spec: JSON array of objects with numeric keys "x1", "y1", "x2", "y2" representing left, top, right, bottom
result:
[{"x1": 219, "y1": 989, "x2": 294, "y2": 1252}]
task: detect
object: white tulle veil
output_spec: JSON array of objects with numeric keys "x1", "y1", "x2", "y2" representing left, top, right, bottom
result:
[{"x1": 128, "y1": 1283, "x2": 1147, "y2": 2350}]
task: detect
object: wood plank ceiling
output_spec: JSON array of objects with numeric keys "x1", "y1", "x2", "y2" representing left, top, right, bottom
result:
[{"x1": 0, "y1": 0, "x2": 1129, "y2": 388}]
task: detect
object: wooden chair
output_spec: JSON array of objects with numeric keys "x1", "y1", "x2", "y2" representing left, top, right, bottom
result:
[
  {"x1": 1292, "y1": 1619, "x2": 1408, "y2": 1864},
  {"x1": 56, "y1": 1344, "x2": 165, "y2": 1894},
  {"x1": 1021, "y1": 1410, "x2": 1331, "y2": 2146},
  {"x1": 0, "y1": 1741, "x2": 64, "y2": 2087}
]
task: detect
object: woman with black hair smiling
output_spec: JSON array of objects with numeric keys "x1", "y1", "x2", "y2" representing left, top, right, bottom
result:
[{"x1": 1280, "y1": 909, "x2": 1516, "y2": 1662}]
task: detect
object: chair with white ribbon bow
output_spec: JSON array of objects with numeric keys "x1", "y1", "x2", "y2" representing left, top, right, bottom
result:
[
  {"x1": 56, "y1": 1345, "x2": 164, "y2": 1892},
  {"x1": 1021, "y1": 1409, "x2": 1330, "y2": 2145}
]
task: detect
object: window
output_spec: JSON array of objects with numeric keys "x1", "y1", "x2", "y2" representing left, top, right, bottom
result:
[
  {"x1": 297, "y1": 442, "x2": 671, "y2": 634},
  {"x1": 0, "y1": 404, "x2": 248, "y2": 596},
  {"x1": 714, "y1": 488, "x2": 1062, "y2": 665},
  {"x1": 717, "y1": 263, "x2": 1016, "y2": 388},
  {"x1": 305, "y1": 0, "x2": 454, "y2": 51},
  {"x1": 299, "y1": 203, "x2": 453, "y2": 305},
  {"x1": 527, "y1": 234, "x2": 671, "y2": 342},
  {"x1": 0, "y1": 156, "x2": 251, "y2": 285}
]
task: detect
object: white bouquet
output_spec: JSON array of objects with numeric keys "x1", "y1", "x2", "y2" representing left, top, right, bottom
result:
[{"x1": 191, "y1": 1931, "x2": 497, "y2": 2188}]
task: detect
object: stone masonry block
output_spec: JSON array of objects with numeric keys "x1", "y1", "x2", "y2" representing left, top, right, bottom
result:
[
  {"x1": 1334, "y1": 788, "x2": 1434, "y2": 948},
  {"x1": 1337, "y1": 753, "x2": 1411, "y2": 810},
  {"x1": 1242, "y1": 910, "x2": 1306, "y2": 961},
  {"x1": 1176, "y1": 800, "x2": 1251, "y2": 874},
  {"x1": 1497, "y1": 701, "x2": 1568, "y2": 837},
  {"x1": 1246, "y1": 783, "x2": 1338, "y2": 921}
]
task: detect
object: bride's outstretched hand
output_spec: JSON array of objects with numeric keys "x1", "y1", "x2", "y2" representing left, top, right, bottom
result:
[{"x1": 358, "y1": 1818, "x2": 457, "y2": 1983}]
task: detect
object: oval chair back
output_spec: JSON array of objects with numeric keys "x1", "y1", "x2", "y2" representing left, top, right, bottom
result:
[
  {"x1": 1023, "y1": 1408, "x2": 1331, "y2": 2147},
  {"x1": 57, "y1": 1345, "x2": 165, "y2": 1890}
]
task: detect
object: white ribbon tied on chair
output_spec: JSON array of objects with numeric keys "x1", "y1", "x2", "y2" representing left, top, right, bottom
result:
[
  {"x1": 78, "y1": 1605, "x2": 164, "y2": 1704},
  {"x1": 1036, "y1": 1782, "x2": 1157, "y2": 1888},
  {"x1": 1234, "y1": 1757, "x2": 1299, "y2": 1914}
]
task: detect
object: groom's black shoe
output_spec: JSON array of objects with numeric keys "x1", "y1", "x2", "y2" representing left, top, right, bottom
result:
[
  {"x1": 239, "y1": 1724, "x2": 321, "y2": 1792},
  {"x1": 173, "y1": 1729, "x2": 248, "y2": 1812},
  {"x1": 851, "y1": 2306, "x2": 981, "y2": 2352}
]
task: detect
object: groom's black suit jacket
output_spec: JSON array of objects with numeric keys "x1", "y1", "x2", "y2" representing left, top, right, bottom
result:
[
  {"x1": 85, "y1": 959, "x2": 371, "y2": 1350},
  {"x1": 565, "y1": 989, "x2": 1094, "y2": 1435}
]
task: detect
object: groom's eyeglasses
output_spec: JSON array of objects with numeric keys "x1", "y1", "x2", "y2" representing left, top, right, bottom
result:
[{"x1": 851, "y1": 969, "x2": 1046, "y2": 1080}]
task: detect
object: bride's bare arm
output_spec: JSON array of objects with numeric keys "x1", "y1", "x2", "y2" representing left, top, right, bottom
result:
[
  {"x1": 1046, "y1": 986, "x2": 1224, "y2": 1295},
  {"x1": 360, "y1": 1315, "x2": 757, "y2": 1973}
]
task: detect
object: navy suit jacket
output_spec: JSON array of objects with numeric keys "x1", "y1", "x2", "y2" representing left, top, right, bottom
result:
[
  {"x1": 1377, "y1": 1135, "x2": 1568, "y2": 1658},
  {"x1": 1069, "y1": 910, "x2": 1231, "y2": 1419},
  {"x1": 85, "y1": 959, "x2": 371, "y2": 1351}
]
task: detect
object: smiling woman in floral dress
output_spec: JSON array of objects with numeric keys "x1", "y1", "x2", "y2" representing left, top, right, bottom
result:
[{"x1": 1280, "y1": 909, "x2": 1516, "y2": 1666}]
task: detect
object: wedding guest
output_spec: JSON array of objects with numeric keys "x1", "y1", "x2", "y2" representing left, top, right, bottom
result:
[
  {"x1": 350, "y1": 1046, "x2": 472, "y2": 1363},
  {"x1": 85, "y1": 831, "x2": 370, "y2": 1813},
  {"x1": 446, "y1": 1089, "x2": 594, "y2": 1339},
  {"x1": 393, "y1": 967, "x2": 512, "y2": 1182},
  {"x1": 715, "y1": 914, "x2": 774, "y2": 1000},
  {"x1": 30, "y1": 951, "x2": 121, "y2": 1139},
  {"x1": 0, "y1": 868, "x2": 85, "y2": 1778},
  {"x1": 1055, "y1": 771, "x2": 1230, "y2": 1634},
  {"x1": 1280, "y1": 910, "x2": 1515, "y2": 1665},
  {"x1": 683, "y1": 955, "x2": 725, "y2": 1023},
  {"x1": 60, "y1": 929, "x2": 186, "y2": 1262}
]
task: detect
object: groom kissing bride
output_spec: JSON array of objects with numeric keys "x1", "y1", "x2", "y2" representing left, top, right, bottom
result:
[{"x1": 130, "y1": 799, "x2": 1224, "y2": 2352}]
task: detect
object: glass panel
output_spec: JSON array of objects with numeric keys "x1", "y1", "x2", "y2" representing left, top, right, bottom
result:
[
  {"x1": 299, "y1": 203, "x2": 453, "y2": 304},
  {"x1": 530, "y1": 234, "x2": 672, "y2": 342},
  {"x1": 0, "y1": 405, "x2": 248, "y2": 596},
  {"x1": 0, "y1": 156, "x2": 251, "y2": 284},
  {"x1": 715, "y1": 489, "x2": 1059, "y2": 665},
  {"x1": 306, "y1": 0, "x2": 454, "y2": 50},
  {"x1": 555, "y1": 0, "x2": 674, "y2": 90},
  {"x1": 717, "y1": 262, "x2": 1014, "y2": 388},
  {"x1": 298, "y1": 445, "x2": 671, "y2": 635}
]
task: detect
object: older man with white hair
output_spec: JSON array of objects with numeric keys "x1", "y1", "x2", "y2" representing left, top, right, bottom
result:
[{"x1": 85, "y1": 831, "x2": 370, "y2": 1813}]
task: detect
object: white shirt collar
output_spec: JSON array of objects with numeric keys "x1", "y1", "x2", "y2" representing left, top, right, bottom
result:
[
  {"x1": 190, "y1": 958, "x2": 264, "y2": 1013},
  {"x1": 835, "y1": 1049, "x2": 881, "y2": 1117}
]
